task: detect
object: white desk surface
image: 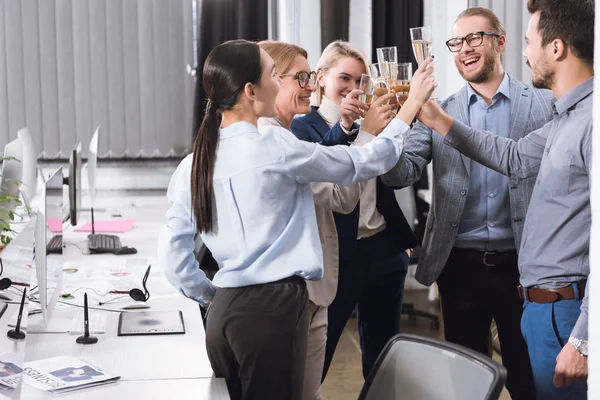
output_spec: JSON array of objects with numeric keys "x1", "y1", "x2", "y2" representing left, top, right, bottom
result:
[
  {"x1": 0, "y1": 302, "x2": 28, "y2": 400},
  {"x1": 17, "y1": 194, "x2": 226, "y2": 398},
  {"x1": 24, "y1": 296, "x2": 214, "y2": 381},
  {"x1": 21, "y1": 377, "x2": 230, "y2": 400}
]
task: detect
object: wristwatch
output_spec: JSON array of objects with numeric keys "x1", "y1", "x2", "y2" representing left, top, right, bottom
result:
[{"x1": 568, "y1": 336, "x2": 589, "y2": 357}]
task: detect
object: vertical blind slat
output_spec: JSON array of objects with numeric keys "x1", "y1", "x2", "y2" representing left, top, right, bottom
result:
[
  {"x1": 39, "y1": 0, "x2": 60, "y2": 158},
  {"x1": 153, "y1": 0, "x2": 170, "y2": 157},
  {"x1": 0, "y1": 0, "x2": 11, "y2": 147},
  {"x1": 5, "y1": 0, "x2": 26, "y2": 141},
  {"x1": 138, "y1": 0, "x2": 156, "y2": 157},
  {"x1": 56, "y1": 0, "x2": 77, "y2": 155},
  {"x1": 22, "y1": 0, "x2": 43, "y2": 157},
  {"x1": 72, "y1": 0, "x2": 93, "y2": 157},
  {"x1": 123, "y1": 0, "x2": 142, "y2": 157},
  {"x1": 106, "y1": 0, "x2": 127, "y2": 156}
]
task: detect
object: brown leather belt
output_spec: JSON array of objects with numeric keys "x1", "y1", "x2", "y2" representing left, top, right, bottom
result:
[
  {"x1": 453, "y1": 248, "x2": 518, "y2": 267},
  {"x1": 518, "y1": 283, "x2": 586, "y2": 303}
]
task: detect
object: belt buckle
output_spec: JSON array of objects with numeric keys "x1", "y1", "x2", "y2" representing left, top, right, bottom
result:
[{"x1": 483, "y1": 251, "x2": 496, "y2": 267}]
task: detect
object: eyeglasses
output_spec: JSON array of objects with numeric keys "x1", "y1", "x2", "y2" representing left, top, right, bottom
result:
[
  {"x1": 445, "y1": 31, "x2": 500, "y2": 52},
  {"x1": 279, "y1": 70, "x2": 317, "y2": 89}
]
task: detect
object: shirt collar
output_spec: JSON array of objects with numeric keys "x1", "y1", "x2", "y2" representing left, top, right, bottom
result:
[
  {"x1": 219, "y1": 121, "x2": 258, "y2": 139},
  {"x1": 553, "y1": 77, "x2": 594, "y2": 115},
  {"x1": 467, "y1": 73, "x2": 510, "y2": 105},
  {"x1": 317, "y1": 96, "x2": 341, "y2": 127}
]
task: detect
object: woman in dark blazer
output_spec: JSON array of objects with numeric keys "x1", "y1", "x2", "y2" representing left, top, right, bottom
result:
[{"x1": 291, "y1": 41, "x2": 418, "y2": 380}]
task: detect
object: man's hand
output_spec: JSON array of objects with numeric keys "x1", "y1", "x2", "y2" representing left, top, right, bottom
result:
[
  {"x1": 553, "y1": 342, "x2": 588, "y2": 388},
  {"x1": 361, "y1": 93, "x2": 395, "y2": 136},
  {"x1": 417, "y1": 100, "x2": 454, "y2": 135},
  {"x1": 340, "y1": 89, "x2": 369, "y2": 130}
]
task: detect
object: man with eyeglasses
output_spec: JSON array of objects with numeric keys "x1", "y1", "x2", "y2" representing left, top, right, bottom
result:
[{"x1": 382, "y1": 7, "x2": 554, "y2": 400}]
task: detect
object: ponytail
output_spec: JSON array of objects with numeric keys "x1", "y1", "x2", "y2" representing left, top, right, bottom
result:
[{"x1": 191, "y1": 100, "x2": 221, "y2": 233}]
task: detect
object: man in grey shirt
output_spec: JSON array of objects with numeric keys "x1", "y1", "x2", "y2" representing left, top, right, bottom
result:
[{"x1": 417, "y1": 0, "x2": 593, "y2": 398}]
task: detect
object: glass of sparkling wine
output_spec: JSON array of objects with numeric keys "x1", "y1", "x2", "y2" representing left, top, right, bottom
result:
[
  {"x1": 409, "y1": 26, "x2": 432, "y2": 65},
  {"x1": 358, "y1": 74, "x2": 375, "y2": 105},
  {"x1": 376, "y1": 46, "x2": 398, "y2": 64},
  {"x1": 369, "y1": 63, "x2": 391, "y2": 98},
  {"x1": 391, "y1": 63, "x2": 412, "y2": 106}
]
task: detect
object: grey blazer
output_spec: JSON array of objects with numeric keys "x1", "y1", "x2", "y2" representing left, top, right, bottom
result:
[{"x1": 382, "y1": 75, "x2": 554, "y2": 286}]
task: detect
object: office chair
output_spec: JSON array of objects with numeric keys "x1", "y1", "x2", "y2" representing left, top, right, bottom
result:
[
  {"x1": 358, "y1": 334, "x2": 507, "y2": 400},
  {"x1": 394, "y1": 186, "x2": 440, "y2": 330}
]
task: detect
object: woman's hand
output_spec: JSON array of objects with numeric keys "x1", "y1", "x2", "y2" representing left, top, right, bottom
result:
[
  {"x1": 361, "y1": 93, "x2": 395, "y2": 136},
  {"x1": 340, "y1": 89, "x2": 369, "y2": 130}
]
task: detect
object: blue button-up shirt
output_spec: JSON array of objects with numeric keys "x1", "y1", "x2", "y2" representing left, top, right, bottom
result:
[
  {"x1": 455, "y1": 73, "x2": 514, "y2": 251},
  {"x1": 158, "y1": 119, "x2": 408, "y2": 305}
]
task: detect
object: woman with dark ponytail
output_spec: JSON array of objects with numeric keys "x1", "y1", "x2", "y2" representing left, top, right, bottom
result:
[{"x1": 159, "y1": 39, "x2": 436, "y2": 400}]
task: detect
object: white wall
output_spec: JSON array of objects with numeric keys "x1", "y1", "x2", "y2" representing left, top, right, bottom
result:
[
  {"x1": 277, "y1": 0, "x2": 321, "y2": 69},
  {"x1": 424, "y1": 0, "x2": 469, "y2": 98}
]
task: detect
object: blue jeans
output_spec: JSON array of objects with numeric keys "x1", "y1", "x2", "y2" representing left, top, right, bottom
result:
[{"x1": 521, "y1": 286, "x2": 587, "y2": 399}]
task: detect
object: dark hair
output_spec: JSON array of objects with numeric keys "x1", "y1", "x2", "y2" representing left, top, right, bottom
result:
[
  {"x1": 456, "y1": 7, "x2": 506, "y2": 37},
  {"x1": 527, "y1": 0, "x2": 594, "y2": 64},
  {"x1": 191, "y1": 40, "x2": 263, "y2": 233}
]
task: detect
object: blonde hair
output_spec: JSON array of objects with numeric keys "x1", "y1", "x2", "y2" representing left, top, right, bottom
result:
[
  {"x1": 258, "y1": 40, "x2": 308, "y2": 75},
  {"x1": 312, "y1": 41, "x2": 369, "y2": 106}
]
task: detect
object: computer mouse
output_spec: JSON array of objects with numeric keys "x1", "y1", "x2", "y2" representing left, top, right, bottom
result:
[{"x1": 114, "y1": 246, "x2": 138, "y2": 255}]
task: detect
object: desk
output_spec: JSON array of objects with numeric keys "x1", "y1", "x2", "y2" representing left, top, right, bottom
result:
[
  {"x1": 24, "y1": 297, "x2": 214, "y2": 381},
  {"x1": 0, "y1": 303, "x2": 28, "y2": 400},
  {"x1": 22, "y1": 377, "x2": 229, "y2": 400},
  {"x1": 21, "y1": 194, "x2": 226, "y2": 398}
]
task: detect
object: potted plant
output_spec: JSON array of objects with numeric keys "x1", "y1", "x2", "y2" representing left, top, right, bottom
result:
[{"x1": 0, "y1": 156, "x2": 22, "y2": 252}]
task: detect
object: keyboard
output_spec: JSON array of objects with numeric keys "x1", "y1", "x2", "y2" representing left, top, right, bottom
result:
[
  {"x1": 47, "y1": 235, "x2": 63, "y2": 254},
  {"x1": 88, "y1": 234, "x2": 122, "y2": 254}
]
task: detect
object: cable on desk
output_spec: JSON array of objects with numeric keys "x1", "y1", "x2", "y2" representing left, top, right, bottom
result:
[{"x1": 28, "y1": 297, "x2": 126, "y2": 314}]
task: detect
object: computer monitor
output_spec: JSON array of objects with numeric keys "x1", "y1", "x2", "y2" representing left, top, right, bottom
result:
[
  {"x1": 67, "y1": 142, "x2": 82, "y2": 226},
  {"x1": 17, "y1": 127, "x2": 37, "y2": 207},
  {"x1": 34, "y1": 167, "x2": 63, "y2": 327},
  {"x1": 87, "y1": 126, "x2": 99, "y2": 207},
  {"x1": 0, "y1": 138, "x2": 23, "y2": 213}
]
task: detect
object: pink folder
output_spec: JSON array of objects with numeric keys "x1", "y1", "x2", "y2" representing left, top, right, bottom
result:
[
  {"x1": 74, "y1": 218, "x2": 136, "y2": 233},
  {"x1": 47, "y1": 218, "x2": 63, "y2": 233}
]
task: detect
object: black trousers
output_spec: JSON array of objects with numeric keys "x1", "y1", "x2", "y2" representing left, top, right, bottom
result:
[
  {"x1": 436, "y1": 248, "x2": 536, "y2": 400},
  {"x1": 205, "y1": 276, "x2": 309, "y2": 400},
  {"x1": 322, "y1": 228, "x2": 409, "y2": 381}
]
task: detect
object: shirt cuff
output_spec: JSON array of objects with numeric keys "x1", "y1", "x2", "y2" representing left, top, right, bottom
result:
[
  {"x1": 378, "y1": 119, "x2": 409, "y2": 140},
  {"x1": 353, "y1": 129, "x2": 376, "y2": 146},
  {"x1": 570, "y1": 312, "x2": 588, "y2": 341},
  {"x1": 182, "y1": 280, "x2": 217, "y2": 307},
  {"x1": 340, "y1": 120, "x2": 359, "y2": 135}
]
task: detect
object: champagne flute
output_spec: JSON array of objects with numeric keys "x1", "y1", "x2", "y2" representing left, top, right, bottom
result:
[
  {"x1": 390, "y1": 63, "x2": 412, "y2": 107},
  {"x1": 369, "y1": 63, "x2": 391, "y2": 99},
  {"x1": 409, "y1": 26, "x2": 432, "y2": 65},
  {"x1": 358, "y1": 74, "x2": 375, "y2": 105},
  {"x1": 376, "y1": 46, "x2": 398, "y2": 65}
]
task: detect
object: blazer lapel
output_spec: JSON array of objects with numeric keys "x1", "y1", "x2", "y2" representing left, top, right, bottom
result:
[
  {"x1": 306, "y1": 107, "x2": 331, "y2": 140},
  {"x1": 508, "y1": 75, "x2": 532, "y2": 140},
  {"x1": 453, "y1": 85, "x2": 471, "y2": 174}
]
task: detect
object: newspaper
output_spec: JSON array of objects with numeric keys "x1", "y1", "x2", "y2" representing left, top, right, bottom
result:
[
  {"x1": 23, "y1": 356, "x2": 119, "y2": 393},
  {"x1": 0, "y1": 352, "x2": 24, "y2": 391}
]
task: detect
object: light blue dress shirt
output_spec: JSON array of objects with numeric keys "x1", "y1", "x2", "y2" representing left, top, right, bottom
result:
[
  {"x1": 159, "y1": 119, "x2": 409, "y2": 305},
  {"x1": 455, "y1": 73, "x2": 514, "y2": 251}
]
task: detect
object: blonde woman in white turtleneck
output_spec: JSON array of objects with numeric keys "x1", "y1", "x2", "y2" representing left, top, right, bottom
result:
[
  {"x1": 291, "y1": 41, "x2": 419, "y2": 382},
  {"x1": 257, "y1": 41, "x2": 398, "y2": 400}
]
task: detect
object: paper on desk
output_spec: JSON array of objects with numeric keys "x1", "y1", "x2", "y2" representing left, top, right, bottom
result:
[
  {"x1": 0, "y1": 352, "x2": 25, "y2": 391},
  {"x1": 74, "y1": 219, "x2": 135, "y2": 233}
]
